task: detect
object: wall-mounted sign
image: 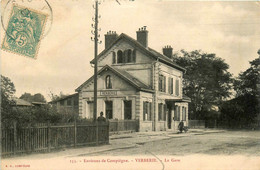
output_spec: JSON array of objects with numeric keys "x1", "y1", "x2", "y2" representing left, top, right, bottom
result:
[{"x1": 100, "y1": 91, "x2": 117, "y2": 96}]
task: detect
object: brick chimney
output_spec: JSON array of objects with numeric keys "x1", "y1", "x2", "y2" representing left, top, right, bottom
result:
[
  {"x1": 162, "y1": 45, "x2": 173, "y2": 58},
  {"x1": 105, "y1": 31, "x2": 118, "y2": 49},
  {"x1": 136, "y1": 26, "x2": 148, "y2": 48}
]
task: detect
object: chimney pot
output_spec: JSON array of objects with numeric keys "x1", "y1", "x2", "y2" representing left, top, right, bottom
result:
[
  {"x1": 105, "y1": 30, "x2": 118, "y2": 49},
  {"x1": 136, "y1": 26, "x2": 148, "y2": 48},
  {"x1": 163, "y1": 45, "x2": 173, "y2": 58}
]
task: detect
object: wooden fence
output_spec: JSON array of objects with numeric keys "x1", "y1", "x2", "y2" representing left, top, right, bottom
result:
[
  {"x1": 1, "y1": 121, "x2": 109, "y2": 157},
  {"x1": 188, "y1": 120, "x2": 205, "y2": 128},
  {"x1": 109, "y1": 120, "x2": 139, "y2": 132}
]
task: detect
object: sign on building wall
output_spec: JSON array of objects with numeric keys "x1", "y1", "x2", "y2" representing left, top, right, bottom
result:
[{"x1": 100, "y1": 91, "x2": 117, "y2": 96}]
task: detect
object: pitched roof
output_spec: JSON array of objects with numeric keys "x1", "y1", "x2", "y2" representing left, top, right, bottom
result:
[
  {"x1": 12, "y1": 98, "x2": 33, "y2": 106},
  {"x1": 75, "y1": 65, "x2": 154, "y2": 92},
  {"x1": 49, "y1": 93, "x2": 78, "y2": 103},
  {"x1": 90, "y1": 33, "x2": 186, "y2": 72}
]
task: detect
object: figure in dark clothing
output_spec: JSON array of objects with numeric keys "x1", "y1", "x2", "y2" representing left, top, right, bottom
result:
[
  {"x1": 178, "y1": 120, "x2": 184, "y2": 133},
  {"x1": 97, "y1": 111, "x2": 106, "y2": 122}
]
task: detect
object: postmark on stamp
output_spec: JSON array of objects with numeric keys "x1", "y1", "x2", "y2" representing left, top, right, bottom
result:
[{"x1": 1, "y1": 5, "x2": 47, "y2": 59}]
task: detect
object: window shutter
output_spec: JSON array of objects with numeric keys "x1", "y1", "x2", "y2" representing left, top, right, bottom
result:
[
  {"x1": 168, "y1": 77, "x2": 171, "y2": 94},
  {"x1": 112, "y1": 52, "x2": 116, "y2": 64},
  {"x1": 164, "y1": 104, "x2": 167, "y2": 121},
  {"x1": 132, "y1": 49, "x2": 136, "y2": 63},
  {"x1": 175, "y1": 79, "x2": 179, "y2": 96},
  {"x1": 149, "y1": 102, "x2": 152, "y2": 121},
  {"x1": 143, "y1": 101, "x2": 146, "y2": 121},
  {"x1": 163, "y1": 76, "x2": 166, "y2": 92}
]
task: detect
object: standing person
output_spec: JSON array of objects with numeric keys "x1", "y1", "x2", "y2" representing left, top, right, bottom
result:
[
  {"x1": 97, "y1": 111, "x2": 106, "y2": 122},
  {"x1": 178, "y1": 120, "x2": 184, "y2": 133}
]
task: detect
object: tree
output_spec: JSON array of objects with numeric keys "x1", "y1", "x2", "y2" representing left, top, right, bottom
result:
[
  {"x1": 48, "y1": 91, "x2": 67, "y2": 101},
  {"x1": 20, "y1": 93, "x2": 46, "y2": 103},
  {"x1": 173, "y1": 50, "x2": 233, "y2": 120},
  {"x1": 19, "y1": 93, "x2": 33, "y2": 102},
  {"x1": 234, "y1": 57, "x2": 260, "y2": 96},
  {"x1": 1, "y1": 75, "x2": 16, "y2": 120}
]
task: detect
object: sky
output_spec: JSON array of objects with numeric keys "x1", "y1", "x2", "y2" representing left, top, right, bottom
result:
[{"x1": 1, "y1": 0, "x2": 260, "y2": 101}]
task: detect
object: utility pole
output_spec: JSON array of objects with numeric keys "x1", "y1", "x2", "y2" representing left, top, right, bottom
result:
[
  {"x1": 94, "y1": 0, "x2": 98, "y2": 123},
  {"x1": 91, "y1": 0, "x2": 101, "y2": 145}
]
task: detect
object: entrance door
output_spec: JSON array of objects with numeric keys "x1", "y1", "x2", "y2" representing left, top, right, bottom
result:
[
  {"x1": 124, "y1": 100, "x2": 132, "y2": 120},
  {"x1": 105, "y1": 101, "x2": 113, "y2": 119},
  {"x1": 167, "y1": 108, "x2": 172, "y2": 129}
]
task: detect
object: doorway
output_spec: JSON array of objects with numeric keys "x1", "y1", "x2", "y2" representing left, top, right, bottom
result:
[
  {"x1": 105, "y1": 101, "x2": 113, "y2": 119},
  {"x1": 167, "y1": 106, "x2": 172, "y2": 129},
  {"x1": 124, "y1": 100, "x2": 132, "y2": 120}
]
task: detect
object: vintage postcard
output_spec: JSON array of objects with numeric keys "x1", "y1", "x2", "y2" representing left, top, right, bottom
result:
[{"x1": 1, "y1": 0, "x2": 260, "y2": 170}]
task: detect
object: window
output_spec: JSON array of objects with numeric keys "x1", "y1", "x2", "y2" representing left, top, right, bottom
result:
[
  {"x1": 168, "y1": 77, "x2": 173, "y2": 94},
  {"x1": 112, "y1": 51, "x2": 116, "y2": 64},
  {"x1": 175, "y1": 79, "x2": 180, "y2": 96},
  {"x1": 117, "y1": 50, "x2": 123, "y2": 63},
  {"x1": 105, "y1": 75, "x2": 112, "y2": 89},
  {"x1": 132, "y1": 49, "x2": 136, "y2": 62},
  {"x1": 60, "y1": 100, "x2": 64, "y2": 106},
  {"x1": 143, "y1": 101, "x2": 151, "y2": 121},
  {"x1": 127, "y1": 49, "x2": 132, "y2": 63},
  {"x1": 174, "y1": 106, "x2": 180, "y2": 121},
  {"x1": 67, "y1": 99, "x2": 71, "y2": 106},
  {"x1": 74, "y1": 99, "x2": 78, "y2": 106},
  {"x1": 86, "y1": 101, "x2": 93, "y2": 119},
  {"x1": 182, "y1": 107, "x2": 186, "y2": 121},
  {"x1": 158, "y1": 103, "x2": 166, "y2": 121},
  {"x1": 159, "y1": 75, "x2": 166, "y2": 92}
]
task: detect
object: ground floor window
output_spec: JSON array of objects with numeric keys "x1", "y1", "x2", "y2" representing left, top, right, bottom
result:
[
  {"x1": 158, "y1": 103, "x2": 166, "y2": 121},
  {"x1": 174, "y1": 106, "x2": 180, "y2": 121},
  {"x1": 105, "y1": 101, "x2": 113, "y2": 119},
  {"x1": 86, "y1": 101, "x2": 93, "y2": 119},
  {"x1": 143, "y1": 101, "x2": 151, "y2": 121},
  {"x1": 124, "y1": 100, "x2": 132, "y2": 120},
  {"x1": 182, "y1": 107, "x2": 186, "y2": 121}
]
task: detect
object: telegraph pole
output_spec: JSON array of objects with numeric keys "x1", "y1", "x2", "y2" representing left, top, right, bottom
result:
[
  {"x1": 94, "y1": 0, "x2": 98, "y2": 122},
  {"x1": 91, "y1": 0, "x2": 101, "y2": 145}
]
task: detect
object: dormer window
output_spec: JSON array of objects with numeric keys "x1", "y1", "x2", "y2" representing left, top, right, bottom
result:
[
  {"x1": 117, "y1": 50, "x2": 123, "y2": 63},
  {"x1": 112, "y1": 51, "x2": 116, "y2": 64},
  {"x1": 106, "y1": 75, "x2": 112, "y2": 89},
  {"x1": 127, "y1": 49, "x2": 132, "y2": 62},
  {"x1": 113, "y1": 49, "x2": 136, "y2": 64}
]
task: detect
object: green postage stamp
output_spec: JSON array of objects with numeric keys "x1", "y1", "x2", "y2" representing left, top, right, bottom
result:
[{"x1": 1, "y1": 5, "x2": 47, "y2": 59}]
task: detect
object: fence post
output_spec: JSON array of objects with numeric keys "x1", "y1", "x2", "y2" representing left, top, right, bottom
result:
[
  {"x1": 13, "y1": 121, "x2": 17, "y2": 155},
  {"x1": 107, "y1": 122, "x2": 109, "y2": 144},
  {"x1": 117, "y1": 119, "x2": 119, "y2": 132},
  {"x1": 74, "y1": 120, "x2": 77, "y2": 147},
  {"x1": 47, "y1": 121, "x2": 51, "y2": 152},
  {"x1": 96, "y1": 121, "x2": 99, "y2": 145}
]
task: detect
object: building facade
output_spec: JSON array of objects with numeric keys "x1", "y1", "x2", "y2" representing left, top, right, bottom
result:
[
  {"x1": 49, "y1": 93, "x2": 79, "y2": 115},
  {"x1": 76, "y1": 27, "x2": 190, "y2": 131}
]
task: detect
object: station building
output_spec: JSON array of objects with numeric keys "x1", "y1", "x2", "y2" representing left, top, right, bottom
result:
[{"x1": 76, "y1": 27, "x2": 190, "y2": 131}]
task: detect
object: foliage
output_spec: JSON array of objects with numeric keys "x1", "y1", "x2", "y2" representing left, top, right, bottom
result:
[
  {"x1": 20, "y1": 92, "x2": 46, "y2": 103},
  {"x1": 1, "y1": 75, "x2": 16, "y2": 119},
  {"x1": 1, "y1": 104, "x2": 63, "y2": 127},
  {"x1": 219, "y1": 56, "x2": 260, "y2": 128},
  {"x1": 219, "y1": 94, "x2": 259, "y2": 128},
  {"x1": 48, "y1": 91, "x2": 67, "y2": 102},
  {"x1": 234, "y1": 57, "x2": 260, "y2": 96},
  {"x1": 173, "y1": 50, "x2": 233, "y2": 120}
]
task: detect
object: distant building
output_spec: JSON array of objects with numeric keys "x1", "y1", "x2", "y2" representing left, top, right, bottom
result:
[
  {"x1": 49, "y1": 93, "x2": 79, "y2": 115},
  {"x1": 12, "y1": 98, "x2": 33, "y2": 107},
  {"x1": 76, "y1": 27, "x2": 191, "y2": 132}
]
